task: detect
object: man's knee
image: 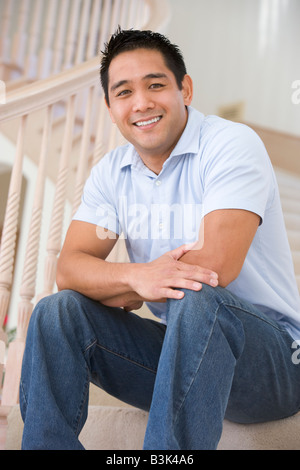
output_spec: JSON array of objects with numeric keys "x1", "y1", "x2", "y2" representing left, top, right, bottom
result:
[
  {"x1": 165, "y1": 284, "x2": 219, "y2": 325},
  {"x1": 29, "y1": 290, "x2": 86, "y2": 335},
  {"x1": 167, "y1": 284, "x2": 228, "y2": 314},
  {"x1": 166, "y1": 285, "x2": 245, "y2": 346}
]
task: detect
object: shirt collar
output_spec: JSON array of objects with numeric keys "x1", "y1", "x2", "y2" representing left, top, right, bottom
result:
[{"x1": 120, "y1": 106, "x2": 204, "y2": 170}]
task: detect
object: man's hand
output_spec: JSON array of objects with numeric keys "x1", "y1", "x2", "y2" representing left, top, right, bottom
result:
[
  {"x1": 101, "y1": 243, "x2": 218, "y2": 310},
  {"x1": 127, "y1": 243, "x2": 218, "y2": 303}
]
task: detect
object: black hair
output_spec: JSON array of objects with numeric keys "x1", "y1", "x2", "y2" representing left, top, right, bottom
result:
[{"x1": 100, "y1": 27, "x2": 187, "y2": 106}]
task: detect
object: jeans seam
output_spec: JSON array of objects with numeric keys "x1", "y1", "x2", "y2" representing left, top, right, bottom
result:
[
  {"x1": 95, "y1": 343, "x2": 157, "y2": 374},
  {"x1": 222, "y1": 301, "x2": 288, "y2": 333},
  {"x1": 83, "y1": 338, "x2": 97, "y2": 354},
  {"x1": 73, "y1": 364, "x2": 90, "y2": 436}
]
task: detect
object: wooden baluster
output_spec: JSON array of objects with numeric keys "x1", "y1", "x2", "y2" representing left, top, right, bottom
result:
[
  {"x1": 11, "y1": 0, "x2": 30, "y2": 77},
  {"x1": 119, "y1": 0, "x2": 129, "y2": 27},
  {"x1": 37, "y1": 0, "x2": 58, "y2": 78},
  {"x1": 126, "y1": 0, "x2": 138, "y2": 29},
  {"x1": 52, "y1": 0, "x2": 70, "y2": 75},
  {"x1": 134, "y1": 0, "x2": 147, "y2": 28},
  {"x1": 98, "y1": 0, "x2": 113, "y2": 51},
  {"x1": 75, "y1": 0, "x2": 92, "y2": 65},
  {"x1": 0, "y1": 0, "x2": 14, "y2": 80},
  {"x1": 110, "y1": 0, "x2": 122, "y2": 32},
  {"x1": 72, "y1": 86, "x2": 95, "y2": 216},
  {"x1": 0, "y1": 115, "x2": 27, "y2": 395},
  {"x1": 86, "y1": 0, "x2": 103, "y2": 59},
  {"x1": 1, "y1": 106, "x2": 53, "y2": 407},
  {"x1": 38, "y1": 95, "x2": 76, "y2": 300},
  {"x1": 63, "y1": 0, "x2": 82, "y2": 70},
  {"x1": 92, "y1": 97, "x2": 107, "y2": 166},
  {"x1": 24, "y1": 0, "x2": 43, "y2": 79}
]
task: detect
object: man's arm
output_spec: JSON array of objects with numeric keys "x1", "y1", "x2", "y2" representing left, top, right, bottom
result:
[
  {"x1": 57, "y1": 220, "x2": 219, "y2": 309},
  {"x1": 180, "y1": 208, "x2": 260, "y2": 287},
  {"x1": 57, "y1": 220, "x2": 128, "y2": 301}
]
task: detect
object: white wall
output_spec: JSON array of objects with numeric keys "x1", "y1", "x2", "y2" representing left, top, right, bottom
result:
[{"x1": 166, "y1": 0, "x2": 300, "y2": 136}]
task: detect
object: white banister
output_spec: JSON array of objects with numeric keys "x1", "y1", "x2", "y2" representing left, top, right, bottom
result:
[
  {"x1": 51, "y1": 0, "x2": 71, "y2": 75},
  {"x1": 0, "y1": 0, "x2": 15, "y2": 78},
  {"x1": 1, "y1": 106, "x2": 53, "y2": 406},
  {"x1": 72, "y1": 85, "x2": 96, "y2": 216},
  {"x1": 0, "y1": 115, "x2": 27, "y2": 389},
  {"x1": 63, "y1": 0, "x2": 82, "y2": 71},
  {"x1": 98, "y1": 0, "x2": 114, "y2": 52},
  {"x1": 24, "y1": 0, "x2": 44, "y2": 79},
  {"x1": 37, "y1": 0, "x2": 59, "y2": 79},
  {"x1": 38, "y1": 94, "x2": 77, "y2": 300},
  {"x1": 75, "y1": 0, "x2": 93, "y2": 66},
  {"x1": 11, "y1": 0, "x2": 30, "y2": 73},
  {"x1": 86, "y1": 0, "x2": 103, "y2": 60},
  {"x1": 0, "y1": 0, "x2": 171, "y2": 449}
]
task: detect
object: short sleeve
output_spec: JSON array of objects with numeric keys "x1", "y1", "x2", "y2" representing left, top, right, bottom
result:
[
  {"x1": 73, "y1": 158, "x2": 121, "y2": 235},
  {"x1": 201, "y1": 123, "x2": 272, "y2": 223}
]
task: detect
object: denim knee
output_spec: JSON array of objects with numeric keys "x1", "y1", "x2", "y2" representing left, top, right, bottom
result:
[
  {"x1": 28, "y1": 289, "x2": 89, "y2": 340},
  {"x1": 166, "y1": 285, "x2": 245, "y2": 357},
  {"x1": 166, "y1": 284, "x2": 226, "y2": 320}
]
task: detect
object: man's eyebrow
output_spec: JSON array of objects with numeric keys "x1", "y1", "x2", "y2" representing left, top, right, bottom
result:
[
  {"x1": 143, "y1": 73, "x2": 168, "y2": 80},
  {"x1": 110, "y1": 79, "x2": 130, "y2": 92},
  {"x1": 110, "y1": 73, "x2": 169, "y2": 92}
]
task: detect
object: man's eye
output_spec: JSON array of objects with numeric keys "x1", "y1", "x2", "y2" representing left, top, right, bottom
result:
[
  {"x1": 117, "y1": 90, "x2": 131, "y2": 97},
  {"x1": 150, "y1": 83, "x2": 165, "y2": 89}
]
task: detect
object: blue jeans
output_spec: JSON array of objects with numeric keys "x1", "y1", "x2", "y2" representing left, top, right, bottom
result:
[{"x1": 20, "y1": 285, "x2": 300, "y2": 450}]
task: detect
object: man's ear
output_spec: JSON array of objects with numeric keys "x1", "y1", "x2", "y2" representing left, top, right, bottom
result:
[
  {"x1": 105, "y1": 97, "x2": 116, "y2": 123},
  {"x1": 181, "y1": 74, "x2": 193, "y2": 106}
]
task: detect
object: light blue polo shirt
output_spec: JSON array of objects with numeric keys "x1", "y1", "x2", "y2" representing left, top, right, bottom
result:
[{"x1": 74, "y1": 107, "x2": 300, "y2": 339}]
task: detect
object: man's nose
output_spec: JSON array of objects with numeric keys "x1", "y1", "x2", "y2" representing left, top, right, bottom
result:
[{"x1": 132, "y1": 91, "x2": 155, "y2": 113}]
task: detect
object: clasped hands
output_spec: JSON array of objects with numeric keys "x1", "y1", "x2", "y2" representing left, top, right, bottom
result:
[{"x1": 102, "y1": 243, "x2": 218, "y2": 312}]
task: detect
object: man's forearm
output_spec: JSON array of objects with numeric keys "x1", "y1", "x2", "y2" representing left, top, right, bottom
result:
[
  {"x1": 57, "y1": 244, "x2": 218, "y2": 308},
  {"x1": 56, "y1": 251, "x2": 139, "y2": 302}
]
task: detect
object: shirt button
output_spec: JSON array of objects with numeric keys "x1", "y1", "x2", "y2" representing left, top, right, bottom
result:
[
  {"x1": 159, "y1": 223, "x2": 164, "y2": 230},
  {"x1": 155, "y1": 180, "x2": 162, "y2": 186}
]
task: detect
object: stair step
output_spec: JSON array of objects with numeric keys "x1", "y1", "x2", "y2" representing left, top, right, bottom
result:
[{"x1": 6, "y1": 402, "x2": 300, "y2": 450}]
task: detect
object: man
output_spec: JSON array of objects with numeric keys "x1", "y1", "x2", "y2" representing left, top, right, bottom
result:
[{"x1": 20, "y1": 29, "x2": 300, "y2": 450}]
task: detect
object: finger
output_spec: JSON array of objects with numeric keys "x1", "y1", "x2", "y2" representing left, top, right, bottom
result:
[
  {"x1": 160, "y1": 288, "x2": 186, "y2": 300},
  {"x1": 167, "y1": 265, "x2": 218, "y2": 289},
  {"x1": 175, "y1": 261, "x2": 218, "y2": 281},
  {"x1": 166, "y1": 278, "x2": 203, "y2": 291}
]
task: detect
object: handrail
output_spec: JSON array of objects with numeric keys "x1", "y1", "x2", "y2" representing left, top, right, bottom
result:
[
  {"x1": 0, "y1": 56, "x2": 101, "y2": 123},
  {"x1": 0, "y1": 0, "x2": 171, "y2": 124}
]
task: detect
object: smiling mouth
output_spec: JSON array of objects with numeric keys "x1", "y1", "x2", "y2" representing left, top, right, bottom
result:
[{"x1": 134, "y1": 116, "x2": 162, "y2": 127}]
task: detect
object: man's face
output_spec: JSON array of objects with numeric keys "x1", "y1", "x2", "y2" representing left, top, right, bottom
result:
[{"x1": 106, "y1": 48, "x2": 193, "y2": 173}]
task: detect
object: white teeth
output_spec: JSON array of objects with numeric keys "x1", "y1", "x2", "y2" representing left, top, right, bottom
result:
[{"x1": 135, "y1": 116, "x2": 161, "y2": 127}]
